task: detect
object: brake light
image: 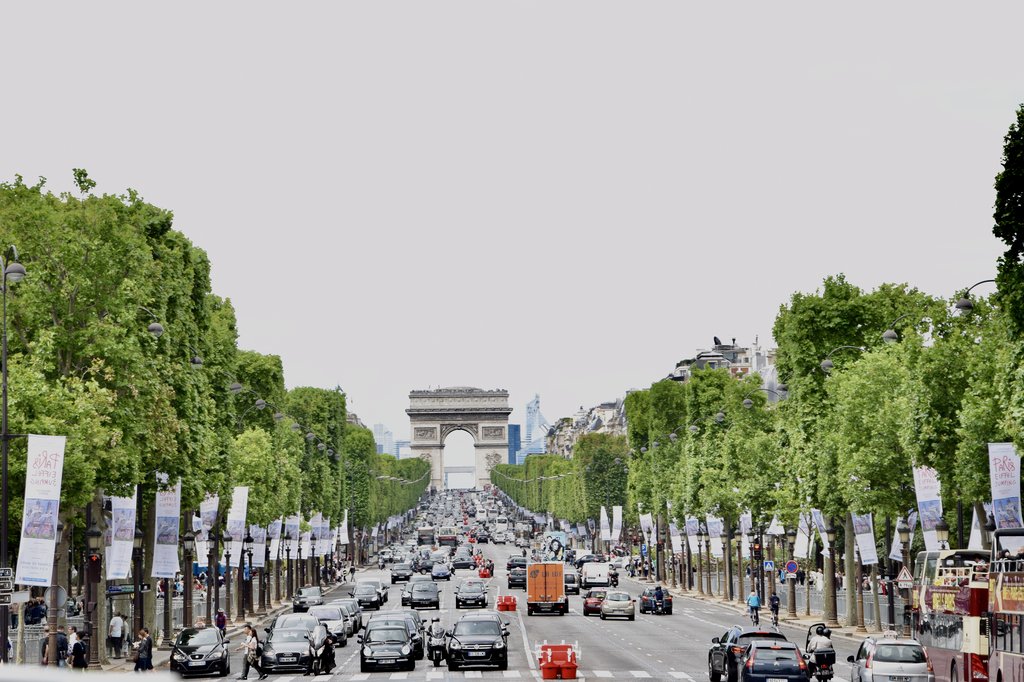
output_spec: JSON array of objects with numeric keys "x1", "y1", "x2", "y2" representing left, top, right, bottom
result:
[
  {"x1": 732, "y1": 646, "x2": 745, "y2": 655},
  {"x1": 798, "y1": 655, "x2": 808, "y2": 672},
  {"x1": 866, "y1": 653, "x2": 873, "y2": 669},
  {"x1": 746, "y1": 653, "x2": 755, "y2": 670}
]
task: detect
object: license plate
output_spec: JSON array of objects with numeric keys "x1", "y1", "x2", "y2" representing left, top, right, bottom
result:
[
  {"x1": 768, "y1": 678, "x2": 788, "y2": 682},
  {"x1": 280, "y1": 656, "x2": 296, "y2": 662},
  {"x1": 890, "y1": 677, "x2": 911, "y2": 682},
  {"x1": 188, "y1": 661, "x2": 205, "y2": 666},
  {"x1": 468, "y1": 651, "x2": 487, "y2": 657}
]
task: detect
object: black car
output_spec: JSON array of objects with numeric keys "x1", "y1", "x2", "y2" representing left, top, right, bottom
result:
[
  {"x1": 267, "y1": 612, "x2": 319, "y2": 635},
  {"x1": 741, "y1": 641, "x2": 809, "y2": 682},
  {"x1": 292, "y1": 585, "x2": 324, "y2": 612},
  {"x1": 574, "y1": 553, "x2": 606, "y2": 570},
  {"x1": 452, "y1": 555, "x2": 476, "y2": 570},
  {"x1": 507, "y1": 567, "x2": 527, "y2": 590},
  {"x1": 455, "y1": 582, "x2": 487, "y2": 609},
  {"x1": 402, "y1": 574, "x2": 433, "y2": 606},
  {"x1": 409, "y1": 581, "x2": 441, "y2": 609},
  {"x1": 639, "y1": 587, "x2": 673, "y2": 614},
  {"x1": 307, "y1": 605, "x2": 349, "y2": 646},
  {"x1": 446, "y1": 615, "x2": 508, "y2": 671},
  {"x1": 391, "y1": 562, "x2": 414, "y2": 584},
  {"x1": 359, "y1": 625, "x2": 415, "y2": 673},
  {"x1": 260, "y1": 627, "x2": 313, "y2": 673},
  {"x1": 366, "y1": 612, "x2": 425, "y2": 660},
  {"x1": 506, "y1": 556, "x2": 527, "y2": 572},
  {"x1": 476, "y1": 531, "x2": 490, "y2": 543},
  {"x1": 352, "y1": 583, "x2": 383, "y2": 610},
  {"x1": 170, "y1": 627, "x2": 231, "y2": 677},
  {"x1": 709, "y1": 626, "x2": 789, "y2": 682},
  {"x1": 564, "y1": 572, "x2": 580, "y2": 595}
]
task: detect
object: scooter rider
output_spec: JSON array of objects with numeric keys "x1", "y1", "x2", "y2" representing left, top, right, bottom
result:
[
  {"x1": 806, "y1": 626, "x2": 833, "y2": 652},
  {"x1": 427, "y1": 617, "x2": 446, "y2": 666}
]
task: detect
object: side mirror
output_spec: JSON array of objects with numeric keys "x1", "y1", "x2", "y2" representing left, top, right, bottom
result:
[
  {"x1": 847, "y1": 656, "x2": 855, "y2": 663},
  {"x1": 264, "y1": 628, "x2": 270, "y2": 634},
  {"x1": 712, "y1": 637, "x2": 720, "y2": 644},
  {"x1": 356, "y1": 636, "x2": 362, "y2": 643}
]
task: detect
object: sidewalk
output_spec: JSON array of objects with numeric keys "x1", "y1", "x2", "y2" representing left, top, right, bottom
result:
[{"x1": 100, "y1": 576, "x2": 361, "y2": 673}]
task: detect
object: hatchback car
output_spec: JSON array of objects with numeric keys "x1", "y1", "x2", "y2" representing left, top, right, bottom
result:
[
  {"x1": 848, "y1": 637, "x2": 933, "y2": 682},
  {"x1": 360, "y1": 578, "x2": 389, "y2": 603},
  {"x1": 391, "y1": 562, "x2": 414, "y2": 583},
  {"x1": 741, "y1": 641, "x2": 809, "y2": 682},
  {"x1": 599, "y1": 591, "x2": 635, "y2": 620},
  {"x1": 307, "y1": 605, "x2": 349, "y2": 646},
  {"x1": 352, "y1": 582, "x2": 383, "y2": 610},
  {"x1": 260, "y1": 627, "x2": 313, "y2": 673},
  {"x1": 575, "y1": 553, "x2": 606, "y2": 569},
  {"x1": 292, "y1": 585, "x2": 324, "y2": 612},
  {"x1": 267, "y1": 612, "x2": 319, "y2": 635},
  {"x1": 432, "y1": 562, "x2": 452, "y2": 581},
  {"x1": 402, "y1": 574, "x2": 433, "y2": 606},
  {"x1": 329, "y1": 598, "x2": 363, "y2": 632},
  {"x1": 639, "y1": 587, "x2": 673, "y2": 614},
  {"x1": 359, "y1": 625, "x2": 415, "y2": 673},
  {"x1": 170, "y1": 627, "x2": 230, "y2": 677},
  {"x1": 455, "y1": 581, "x2": 488, "y2": 609},
  {"x1": 507, "y1": 567, "x2": 527, "y2": 590},
  {"x1": 446, "y1": 615, "x2": 508, "y2": 671},
  {"x1": 709, "y1": 627, "x2": 789, "y2": 682},
  {"x1": 582, "y1": 589, "x2": 608, "y2": 616},
  {"x1": 366, "y1": 612, "x2": 425, "y2": 660},
  {"x1": 564, "y1": 572, "x2": 580, "y2": 595},
  {"x1": 410, "y1": 580, "x2": 441, "y2": 609},
  {"x1": 453, "y1": 554, "x2": 476, "y2": 570},
  {"x1": 506, "y1": 556, "x2": 527, "y2": 572}
]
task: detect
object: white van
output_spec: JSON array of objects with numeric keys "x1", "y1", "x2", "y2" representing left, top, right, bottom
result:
[{"x1": 580, "y1": 562, "x2": 611, "y2": 589}]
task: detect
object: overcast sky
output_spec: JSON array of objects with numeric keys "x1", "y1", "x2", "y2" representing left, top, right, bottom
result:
[{"x1": 1, "y1": 3, "x2": 1020, "y2": 477}]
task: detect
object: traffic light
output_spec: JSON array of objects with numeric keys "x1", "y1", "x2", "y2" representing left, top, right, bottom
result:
[
  {"x1": 87, "y1": 552, "x2": 102, "y2": 582},
  {"x1": 752, "y1": 542, "x2": 763, "y2": 560}
]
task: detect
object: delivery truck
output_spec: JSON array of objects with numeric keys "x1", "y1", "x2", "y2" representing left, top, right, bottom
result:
[
  {"x1": 526, "y1": 561, "x2": 567, "y2": 615},
  {"x1": 580, "y1": 562, "x2": 610, "y2": 589}
]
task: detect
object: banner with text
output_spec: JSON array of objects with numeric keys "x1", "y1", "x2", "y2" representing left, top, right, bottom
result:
[
  {"x1": 685, "y1": 516, "x2": 700, "y2": 554},
  {"x1": 152, "y1": 474, "x2": 181, "y2": 578},
  {"x1": 225, "y1": 487, "x2": 249, "y2": 567},
  {"x1": 913, "y1": 466, "x2": 943, "y2": 550},
  {"x1": 990, "y1": 443, "x2": 1024, "y2": 529},
  {"x1": 599, "y1": 506, "x2": 611, "y2": 541},
  {"x1": 106, "y1": 488, "x2": 137, "y2": 580},
  {"x1": 811, "y1": 508, "x2": 830, "y2": 557},
  {"x1": 337, "y1": 511, "x2": 349, "y2": 545},
  {"x1": 250, "y1": 525, "x2": 267, "y2": 568},
  {"x1": 15, "y1": 435, "x2": 66, "y2": 586},
  {"x1": 706, "y1": 515, "x2": 724, "y2": 558},
  {"x1": 852, "y1": 512, "x2": 878, "y2": 565},
  {"x1": 669, "y1": 521, "x2": 683, "y2": 553},
  {"x1": 794, "y1": 513, "x2": 812, "y2": 559},
  {"x1": 268, "y1": 518, "x2": 282, "y2": 559},
  {"x1": 611, "y1": 505, "x2": 623, "y2": 545}
]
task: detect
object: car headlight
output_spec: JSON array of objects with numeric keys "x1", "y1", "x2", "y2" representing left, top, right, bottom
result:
[
  {"x1": 449, "y1": 640, "x2": 462, "y2": 650},
  {"x1": 173, "y1": 652, "x2": 187, "y2": 662},
  {"x1": 494, "y1": 640, "x2": 505, "y2": 649},
  {"x1": 400, "y1": 644, "x2": 412, "y2": 656},
  {"x1": 207, "y1": 649, "x2": 226, "y2": 659},
  {"x1": 363, "y1": 646, "x2": 372, "y2": 656}
]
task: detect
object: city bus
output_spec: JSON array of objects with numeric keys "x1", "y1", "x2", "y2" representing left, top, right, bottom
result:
[
  {"x1": 912, "y1": 548, "x2": 989, "y2": 682},
  {"x1": 438, "y1": 526, "x2": 458, "y2": 547},
  {"x1": 417, "y1": 526, "x2": 436, "y2": 546},
  {"x1": 988, "y1": 528, "x2": 1024, "y2": 682},
  {"x1": 494, "y1": 516, "x2": 509, "y2": 536}
]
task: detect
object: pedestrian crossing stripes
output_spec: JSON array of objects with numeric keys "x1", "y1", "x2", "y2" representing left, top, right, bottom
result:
[{"x1": 264, "y1": 669, "x2": 690, "y2": 680}]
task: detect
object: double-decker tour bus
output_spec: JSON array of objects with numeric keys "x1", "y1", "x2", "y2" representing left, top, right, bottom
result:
[
  {"x1": 911, "y1": 547, "x2": 989, "y2": 682},
  {"x1": 438, "y1": 526, "x2": 458, "y2": 547},
  {"x1": 417, "y1": 525, "x2": 436, "y2": 546},
  {"x1": 987, "y1": 528, "x2": 1024, "y2": 682}
]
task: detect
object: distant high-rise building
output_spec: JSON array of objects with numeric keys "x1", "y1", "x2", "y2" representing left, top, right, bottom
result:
[
  {"x1": 516, "y1": 395, "x2": 550, "y2": 464},
  {"x1": 373, "y1": 423, "x2": 394, "y2": 456},
  {"x1": 393, "y1": 439, "x2": 411, "y2": 458},
  {"x1": 507, "y1": 425, "x2": 521, "y2": 464}
]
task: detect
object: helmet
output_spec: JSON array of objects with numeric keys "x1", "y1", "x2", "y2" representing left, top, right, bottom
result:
[
  {"x1": 822, "y1": 628, "x2": 832, "y2": 638},
  {"x1": 815, "y1": 625, "x2": 824, "y2": 635}
]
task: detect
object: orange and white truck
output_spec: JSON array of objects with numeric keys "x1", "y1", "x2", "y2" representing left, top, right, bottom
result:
[{"x1": 526, "y1": 561, "x2": 567, "y2": 615}]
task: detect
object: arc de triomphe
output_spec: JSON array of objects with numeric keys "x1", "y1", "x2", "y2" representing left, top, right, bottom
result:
[{"x1": 407, "y1": 387, "x2": 512, "y2": 491}]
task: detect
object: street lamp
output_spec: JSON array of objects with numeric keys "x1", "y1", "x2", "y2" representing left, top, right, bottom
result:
[
  {"x1": 719, "y1": 526, "x2": 729, "y2": 598},
  {"x1": 0, "y1": 246, "x2": 26, "y2": 662},
  {"x1": 897, "y1": 519, "x2": 911, "y2": 636},
  {"x1": 311, "y1": 534, "x2": 320, "y2": 586},
  {"x1": 733, "y1": 528, "x2": 745, "y2": 604},
  {"x1": 47, "y1": 521, "x2": 63, "y2": 667},
  {"x1": 239, "y1": 532, "x2": 253, "y2": 621},
  {"x1": 955, "y1": 279, "x2": 996, "y2": 313},
  {"x1": 935, "y1": 517, "x2": 950, "y2": 549},
  {"x1": 820, "y1": 346, "x2": 865, "y2": 373},
  {"x1": 132, "y1": 525, "x2": 144, "y2": 635},
  {"x1": 181, "y1": 529, "x2": 195, "y2": 629},
  {"x1": 86, "y1": 521, "x2": 103, "y2": 667},
  {"x1": 823, "y1": 523, "x2": 839, "y2": 627},
  {"x1": 985, "y1": 514, "x2": 997, "y2": 547},
  {"x1": 785, "y1": 528, "x2": 798, "y2": 618},
  {"x1": 696, "y1": 527, "x2": 706, "y2": 596},
  {"x1": 741, "y1": 388, "x2": 784, "y2": 409},
  {"x1": 284, "y1": 533, "x2": 293, "y2": 599},
  {"x1": 223, "y1": 531, "x2": 233, "y2": 621}
]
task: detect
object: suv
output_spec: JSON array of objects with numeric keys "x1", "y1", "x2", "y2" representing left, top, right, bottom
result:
[
  {"x1": 446, "y1": 614, "x2": 508, "y2": 671},
  {"x1": 574, "y1": 553, "x2": 606, "y2": 569},
  {"x1": 506, "y1": 556, "x2": 527, "y2": 572},
  {"x1": 292, "y1": 585, "x2": 324, "y2": 612},
  {"x1": 709, "y1": 626, "x2": 788, "y2": 682},
  {"x1": 391, "y1": 563, "x2": 414, "y2": 584}
]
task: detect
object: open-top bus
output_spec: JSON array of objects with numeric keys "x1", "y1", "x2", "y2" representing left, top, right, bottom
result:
[
  {"x1": 987, "y1": 528, "x2": 1024, "y2": 682},
  {"x1": 912, "y1": 548, "x2": 989, "y2": 682}
]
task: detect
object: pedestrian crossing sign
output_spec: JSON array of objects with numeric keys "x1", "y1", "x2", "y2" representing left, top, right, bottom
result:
[{"x1": 763, "y1": 560, "x2": 775, "y2": 571}]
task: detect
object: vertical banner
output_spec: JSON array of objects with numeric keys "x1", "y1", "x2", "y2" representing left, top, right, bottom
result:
[
  {"x1": 152, "y1": 474, "x2": 181, "y2": 578},
  {"x1": 106, "y1": 488, "x2": 137, "y2": 580},
  {"x1": 321, "y1": 517, "x2": 331, "y2": 556},
  {"x1": 767, "y1": 516, "x2": 786, "y2": 536},
  {"x1": 685, "y1": 516, "x2": 700, "y2": 554},
  {"x1": 599, "y1": 507, "x2": 611, "y2": 541},
  {"x1": 300, "y1": 531, "x2": 311, "y2": 558},
  {"x1": 611, "y1": 505, "x2": 623, "y2": 545},
  {"x1": 15, "y1": 435, "x2": 66, "y2": 586},
  {"x1": 851, "y1": 512, "x2": 878, "y2": 565},
  {"x1": 889, "y1": 515, "x2": 908, "y2": 562},
  {"x1": 968, "y1": 508, "x2": 983, "y2": 551},
  {"x1": 794, "y1": 513, "x2": 812, "y2": 559},
  {"x1": 740, "y1": 511, "x2": 753, "y2": 558},
  {"x1": 250, "y1": 525, "x2": 267, "y2": 568},
  {"x1": 310, "y1": 513, "x2": 324, "y2": 553},
  {"x1": 197, "y1": 495, "x2": 219, "y2": 562},
  {"x1": 989, "y1": 443, "x2": 1024, "y2": 529},
  {"x1": 337, "y1": 511, "x2": 349, "y2": 545},
  {"x1": 268, "y1": 518, "x2": 282, "y2": 560},
  {"x1": 706, "y1": 515, "x2": 724, "y2": 558},
  {"x1": 669, "y1": 521, "x2": 683, "y2": 553},
  {"x1": 811, "y1": 509, "x2": 831, "y2": 556},
  {"x1": 225, "y1": 487, "x2": 249, "y2": 567},
  {"x1": 639, "y1": 512, "x2": 655, "y2": 548},
  {"x1": 913, "y1": 466, "x2": 943, "y2": 550}
]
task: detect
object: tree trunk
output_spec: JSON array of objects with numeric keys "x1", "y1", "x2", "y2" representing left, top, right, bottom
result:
[
  {"x1": 845, "y1": 513, "x2": 857, "y2": 628},
  {"x1": 871, "y1": 565, "x2": 883, "y2": 632}
]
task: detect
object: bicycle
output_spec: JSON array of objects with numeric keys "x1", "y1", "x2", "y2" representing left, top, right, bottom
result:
[
  {"x1": 770, "y1": 607, "x2": 779, "y2": 626},
  {"x1": 749, "y1": 607, "x2": 760, "y2": 626}
]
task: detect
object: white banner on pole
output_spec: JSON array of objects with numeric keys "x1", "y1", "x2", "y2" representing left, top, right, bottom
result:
[
  {"x1": 300, "y1": 531, "x2": 311, "y2": 559},
  {"x1": 685, "y1": 516, "x2": 700, "y2": 553},
  {"x1": 611, "y1": 505, "x2": 623, "y2": 545},
  {"x1": 889, "y1": 516, "x2": 907, "y2": 562},
  {"x1": 152, "y1": 474, "x2": 181, "y2": 578},
  {"x1": 794, "y1": 513, "x2": 811, "y2": 559},
  {"x1": 599, "y1": 506, "x2": 611, "y2": 541},
  {"x1": 810, "y1": 509, "x2": 830, "y2": 556},
  {"x1": 669, "y1": 521, "x2": 683, "y2": 553},
  {"x1": 15, "y1": 435, "x2": 66, "y2": 586},
  {"x1": 989, "y1": 443, "x2": 1024, "y2": 529},
  {"x1": 706, "y1": 516, "x2": 724, "y2": 558},
  {"x1": 285, "y1": 514, "x2": 300, "y2": 553},
  {"x1": 196, "y1": 495, "x2": 218, "y2": 561},
  {"x1": 250, "y1": 525, "x2": 267, "y2": 568},
  {"x1": 913, "y1": 466, "x2": 943, "y2": 550},
  {"x1": 224, "y1": 487, "x2": 248, "y2": 567},
  {"x1": 310, "y1": 513, "x2": 324, "y2": 553},
  {"x1": 639, "y1": 512, "x2": 655, "y2": 548},
  {"x1": 106, "y1": 488, "x2": 137, "y2": 580},
  {"x1": 268, "y1": 518, "x2": 282, "y2": 559},
  {"x1": 852, "y1": 512, "x2": 878, "y2": 565},
  {"x1": 338, "y1": 510, "x2": 349, "y2": 545}
]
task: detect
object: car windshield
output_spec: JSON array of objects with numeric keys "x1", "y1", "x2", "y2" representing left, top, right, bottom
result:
[
  {"x1": 461, "y1": 585, "x2": 484, "y2": 594},
  {"x1": 588, "y1": 591, "x2": 607, "y2": 599},
  {"x1": 355, "y1": 585, "x2": 376, "y2": 595},
  {"x1": 298, "y1": 587, "x2": 320, "y2": 597},
  {"x1": 453, "y1": 621, "x2": 501, "y2": 636},
  {"x1": 413, "y1": 583, "x2": 436, "y2": 593},
  {"x1": 177, "y1": 629, "x2": 219, "y2": 646},
  {"x1": 308, "y1": 607, "x2": 341, "y2": 620},
  {"x1": 269, "y1": 629, "x2": 307, "y2": 643},
  {"x1": 394, "y1": 563, "x2": 411, "y2": 570},
  {"x1": 366, "y1": 628, "x2": 407, "y2": 644},
  {"x1": 874, "y1": 644, "x2": 926, "y2": 663},
  {"x1": 608, "y1": 593, "x2": 630, "y2": 602}
]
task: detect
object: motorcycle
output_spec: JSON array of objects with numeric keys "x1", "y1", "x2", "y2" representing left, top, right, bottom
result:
[
  {"x1": 804, "y1": 623, "x2": 835, "y2": 682},
  {"x1": 653, "y1": 596, "x2": 669, "y2": 615},
  {"x1": 307, "y1": 624, "x2": 335, "y2": 676},
  {"x1": 609, "y1": 570, "x2": 619, "y2": 588},
  {"x1": 427, "y1": 618, "x2": 447, "y2": 668}
]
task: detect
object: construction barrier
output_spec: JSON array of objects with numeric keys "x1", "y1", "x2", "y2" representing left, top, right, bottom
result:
[{"x1": 536, "y1": 640, "x2": 579, "y2": 679}]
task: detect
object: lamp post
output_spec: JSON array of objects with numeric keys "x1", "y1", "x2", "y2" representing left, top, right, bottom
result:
[
  {"x1": 954, "y1": 279, "x2": 996, "y2": 313},
  {"x1": 897, "y1": 519, "x2": 912, "y2": 636},
  {"x1": 47, "y1": 521, "x2": 64, "y2": 666},
  {"x1": 132, "y1": 525, "x2": 144, "y2": 635},
  {"x1": 311, "y1": 535, "x2": 319, "y2": 587},
  {"x1": 820, "y1": 346, "x2": 865, "y2": 373},
  {"x1": 297, "y1": 540, "x2": 305, "y2": 588},
  {"x1": 824, "y1": 523, "x2": 839, "y2": 627},
  {"x1": 734, "y1": 528, "x2": 745, "y2": 604},
  {"x1": 207, "y1": 523, "x2": 218, "y2": 625},
  {"x1": 258, "y1": 542, "x2": 269, "y2": 615},
  {"x1": 719, "y1": 526, "x2": 729, "y2": 598},
  {"x1": 284, "y1": 533, "x2": 293, "y2": 599},
  {"x1": 237, "y1": 532, "x2": 251, "y2": 623},
  {"x1": 0, "y1": 247, "x2": 26, "y2": 663},
  {"x1": 223, "y1": 532, "x2": 233, "y2": 621},
  {"x1": 696, "y1": 530, "x2": 705, "y2": 596},
  {"x1": 935, "y1": 518, "x2": 950, "y2": 550},
  {"x1": 86, "y1": 520, "x2": 103, "y2": 667},
  {"x1": 786, "y1": 528, "x2": 798, "y2": 618},
  {"x1": 182, "y1": 530, "x2": 195, "y2": 629}
]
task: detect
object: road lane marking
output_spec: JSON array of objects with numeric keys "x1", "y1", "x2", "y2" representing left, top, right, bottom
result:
[
  {"x1": 515, "y1": 600, "x2": 536, "y2": 670},
  {"x1": 670, "y1": 673, "x2": 694, "y2": 679},
  {"x1": 426, "y1": 673, "x2": 444, "y2": 679},
  {"x1": 389, "y1": 673, "x2": 408, "y2": 680},
  {"x1": 592, "y1": 672, "x2": 613, "y2": 678},
  {"x1": 464, "y1": 671, "x2": 483, "y2": 678},
  {"x1": 350, "y1": 675, "x2": 369, "y2": 681},
  {"x1": 630, "y1": 672, "x2": 652, "y2": 678},
  {"x1": 503, "y1": 671, "x2": 523, "y2": 678}
]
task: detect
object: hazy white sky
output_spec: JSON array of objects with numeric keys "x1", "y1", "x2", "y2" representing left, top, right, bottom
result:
[{"x1": 1, "y1": 3, "x2": 1019, "y2": 472}]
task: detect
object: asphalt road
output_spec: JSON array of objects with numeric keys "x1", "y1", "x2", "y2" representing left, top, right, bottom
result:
[{"x1": 219, "y1": 540, "x2": 860, "y2": 681}]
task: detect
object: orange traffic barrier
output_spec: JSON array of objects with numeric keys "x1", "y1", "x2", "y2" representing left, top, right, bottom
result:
[
  {"x1": 479, "y1": 567, "x2": 491, "y2": 578},
  {"x1": 537, "y1": 641, "x2": 579, "y2": 679}
]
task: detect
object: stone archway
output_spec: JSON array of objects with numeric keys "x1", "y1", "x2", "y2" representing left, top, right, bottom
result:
[{"x1": 407, "y1": 387, "x2": 512, "y2": 490}]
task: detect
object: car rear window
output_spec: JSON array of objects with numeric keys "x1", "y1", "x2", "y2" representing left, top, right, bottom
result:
[
  {"x1": 737, "y1": 633, "x2": 787, "y2": 646},
  {"x1": 874, "y1": 644, "x2": 926, "y2": 663},
  {"x1": 608, "y1": 593, "x2": 630, "y2": 602},
  {"x1": 752, "y1": 647, "x2": 801, "y2": 672}
]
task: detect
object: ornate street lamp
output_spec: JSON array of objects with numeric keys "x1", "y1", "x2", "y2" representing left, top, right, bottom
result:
[
  {"x1": 820, "y1": 346, "x2": 865, "y2": 373},
  {"x1": 223, "y1": 531, "x2": 233, "y2": 621},
  {"x1": 284, "y1": 532, "x2": 293, "y2": 599},
  {"x1": 935, "y1": 517, "x2": 950, "y2": 549},
  {"x1": 181, "y1": 530, "x2": 196, "y2": 629},
  {"x1": 132, "y1": 525, "x2": 144, "y2": 635},
  {"x1": 785, "y1": 528, "x2": 798, "y2": 618},
  {"x1": 823, "y1": 523, "x2": 839, "y2": 627},
  {"x1": 86, "y1": 521, "x2": 103, "y2": 667},
  {"x1": 239, "y1": 532, "x2": 253, "y2": 621},
  {"x1": 47, "y1": 522, "x2": 64, "y2": 666},
  {"x1": 955, "y1": 279, "x2": 996, "y2": 313}
]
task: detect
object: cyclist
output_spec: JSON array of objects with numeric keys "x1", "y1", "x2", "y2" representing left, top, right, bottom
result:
[
  {"x1": 745, "y1": 591, "x2": 762, "y2": 625},
  {"x1": 768, "y1": 592, "x2": 781, "y2": 625}
]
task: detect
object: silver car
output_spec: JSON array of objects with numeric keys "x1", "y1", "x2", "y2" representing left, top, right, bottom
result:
[
  {"x1": 599, "y1": 590, "x2": 636, "y2": 620},
  {"x1": 848, "y1": 637, "x2": 934, "y2": 682}
]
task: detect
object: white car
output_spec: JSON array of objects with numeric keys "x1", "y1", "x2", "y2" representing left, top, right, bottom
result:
[{"x1": 848, "y1": 637, "x2": 933, "y2": 682}]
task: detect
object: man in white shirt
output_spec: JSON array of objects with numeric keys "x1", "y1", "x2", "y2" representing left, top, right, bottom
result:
[{"x1": 108, "y1": 612, "x2": 125, "y2": 659}]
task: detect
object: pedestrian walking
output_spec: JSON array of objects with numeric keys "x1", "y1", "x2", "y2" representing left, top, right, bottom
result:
[
  {"x1": 70, "y1": 633, "x2": 89, "y2": 671},
  {"x1": 132, "y1": 627, "x2": 153, "y2": 672},
  {"x1": 109, "y1": 611, "x2": 125, "y2": 659},
  {"x1": 236, "y1": 623, "x2": 268, "y2": 680},
  {"x1": 348, "y1": 565, "x2": 356, "y2": 583}
]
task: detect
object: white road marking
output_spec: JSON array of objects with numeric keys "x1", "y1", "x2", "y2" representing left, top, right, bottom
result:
[
  {"x1": 464, "y1": 671, "x2": 483, "y2": 678},
  {"x1": 670, "y1": 673, "x2": 695, "y2": 680},
  {"x1": 515, "y1": 601, "x2": 536, "y2": 670},
  {"x1": 592, "y1": 671, "x2": 614, "y2": 678},
  {"x1": 426, "y1": 673, "x2": 444, "y2": 679},
  {"x1": 630, "y1": 672, "x2": 652, "y2": 678},
  {"x1": 503, "y1": 671, "x2": 523, "y2": 678},
  {"x1": 349, "y1": 675, "x2": 369, "y2": 681}
]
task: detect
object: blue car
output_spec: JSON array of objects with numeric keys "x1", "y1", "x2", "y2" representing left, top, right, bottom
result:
[{"x1": 431, "y1": 562, "x2": 452, "y2": 581}]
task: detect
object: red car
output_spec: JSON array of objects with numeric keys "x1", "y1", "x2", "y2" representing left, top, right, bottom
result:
[{"x1": 582, "y1": 589, "x2": 608, "y2": 616}]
